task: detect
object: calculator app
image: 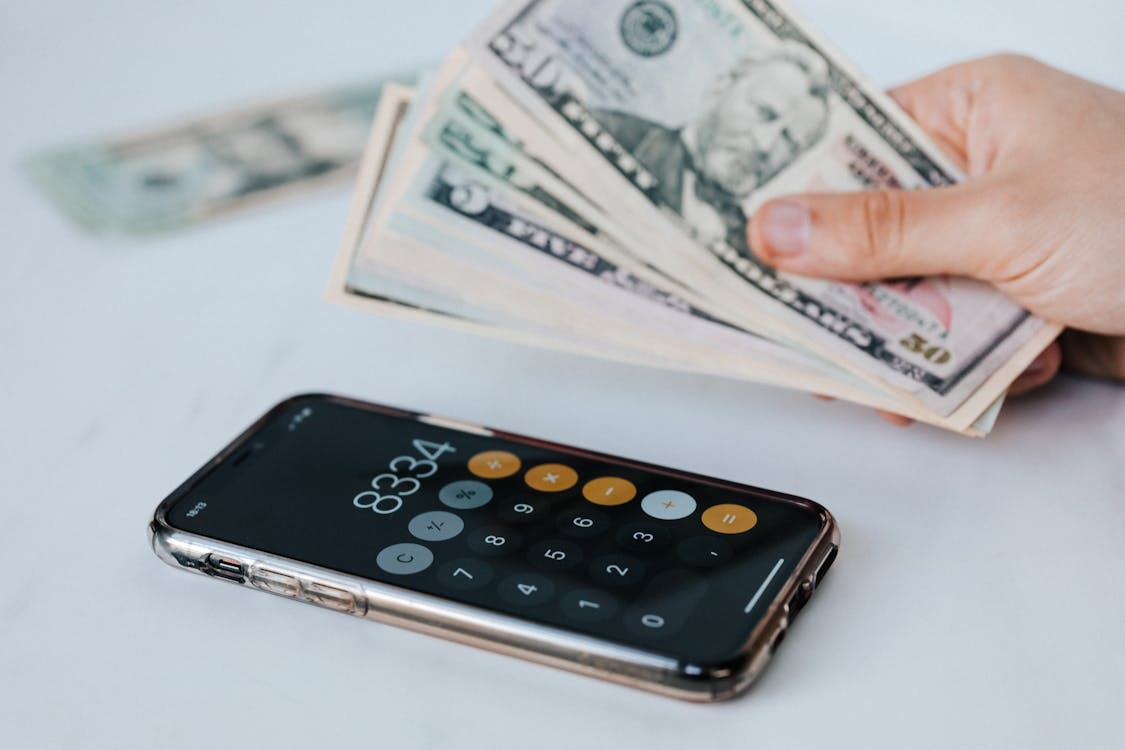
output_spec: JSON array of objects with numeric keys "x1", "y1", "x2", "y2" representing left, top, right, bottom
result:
[{"x1": 170, "y1": 399, "x2": 826, "y2": 665}]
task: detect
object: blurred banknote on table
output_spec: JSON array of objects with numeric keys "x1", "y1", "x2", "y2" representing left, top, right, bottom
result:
[
  {"x1": 327, "y1": 0, "x2": 1063, "y2": 435},
  {"x1": 27, "y1": 77, "x2": 411, "y2": 234}
]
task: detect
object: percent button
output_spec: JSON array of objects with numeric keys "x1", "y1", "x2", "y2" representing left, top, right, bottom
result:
[{"x1": 438, "y1": 480, "x2": 493, "y2": 510}]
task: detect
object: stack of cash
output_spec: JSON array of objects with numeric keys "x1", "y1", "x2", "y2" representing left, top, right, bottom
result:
[{"x1": 329, "y1": 0, "x2": 1060, "y2": 436}]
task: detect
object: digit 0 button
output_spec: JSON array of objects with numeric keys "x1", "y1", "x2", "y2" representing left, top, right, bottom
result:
[
  {"x1": 468, "y1": 450, "x2": 521, "y2": 479},
  {"x1": 700, "y1": 503, "x2": 758, "y2": 534},
  {"x1": 524, "y1": 463, "x2": 578, "y2": 492},
  {"x1": 582, "y1": 476, "x2": 636, "y2": 506}
]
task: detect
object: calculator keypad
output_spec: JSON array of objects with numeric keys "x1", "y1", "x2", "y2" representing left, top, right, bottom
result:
[{"x1": 372, "y1": 448, "x2": 784, "y2": 650}]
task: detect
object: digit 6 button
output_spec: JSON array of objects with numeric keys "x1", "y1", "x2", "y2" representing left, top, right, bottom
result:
[
  {"x1": 589, "y1": 554, "x2": 645, "y2": 587},
  {"x1": 556, "y1": 508, "x2": 610, "y2": 538},
  {"x1": 467, "y1": 525, "x2": 522, "y2": 556}
]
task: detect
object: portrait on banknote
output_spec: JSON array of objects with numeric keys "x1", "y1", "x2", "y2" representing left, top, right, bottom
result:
[{"x1": 595, "y1": 37, "x2": 830, "y2": 249}]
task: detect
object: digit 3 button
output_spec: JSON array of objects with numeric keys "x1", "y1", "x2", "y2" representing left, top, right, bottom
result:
[
  {"x1": 498, "y1": 572, "x2": 555, "y2": 607},
  {"x1": 559, "y1": 588, "x2": 619, "y2": 623},
  {"x1": 616, "y1": 522, "x2": 672, "y2": 553},
  {"x1": 524, "y1": 463, "x2": 578, "y2": 493},
  {"x1": 436, "y1": 557, "x2": 494, "y2": 591},
  {"x1": 466, "y1": 525, "x2": 522, "y2": 556},
  {"x1": 467, "y1": 450, "x2": 521, "y2": 479}
]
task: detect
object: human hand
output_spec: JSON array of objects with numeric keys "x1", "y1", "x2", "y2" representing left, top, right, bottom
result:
[{"x1": 748, "y1": 55, "x2": 1125, "y2": 423}]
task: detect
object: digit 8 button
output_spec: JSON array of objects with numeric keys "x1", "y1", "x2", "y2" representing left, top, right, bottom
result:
[{"x1": 466, "y1": 525, "x2": 522, "y2": 556}]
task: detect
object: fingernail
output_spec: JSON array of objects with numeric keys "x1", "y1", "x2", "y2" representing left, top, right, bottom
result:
[{"x1": 759, "y1": 201, "x2": 809, "y2": 257}]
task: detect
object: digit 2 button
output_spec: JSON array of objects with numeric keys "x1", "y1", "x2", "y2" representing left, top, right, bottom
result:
[{"x1": 589, "y1": 554, "x2": 645, "y2": 587}]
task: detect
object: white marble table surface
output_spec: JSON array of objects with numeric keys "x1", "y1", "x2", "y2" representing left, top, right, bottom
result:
[{"x1": 2, "y1": 1, "x2": 1122, "y2": 747}]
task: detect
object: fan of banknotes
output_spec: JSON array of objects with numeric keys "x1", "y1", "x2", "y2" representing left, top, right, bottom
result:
[
  {"x1": 30, "y1": 0, "x2": 1059, "y2": 436},
  {"x1": 327, "y1": 0, "x2": 1058, "y2": 436}
]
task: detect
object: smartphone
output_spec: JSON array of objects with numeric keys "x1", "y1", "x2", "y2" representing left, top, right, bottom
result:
[{"x1": 150, "y1": 394, "x2": 838, "y2": 701}]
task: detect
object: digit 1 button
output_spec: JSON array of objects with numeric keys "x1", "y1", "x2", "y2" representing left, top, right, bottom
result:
[
  {"x1": 498, "y1": 573, "x2": 555, "y2": 607},
  {"x1": 528, "y1": 539, "x2": 583, "y2": 572},
  {"x1": 559, "y1": 588, "x2": 619, "y2": 623},
  {"x1": 466, "y1": 525, "x2": 522, "y2": 557},
  {"x1": 589, "y1": 554, "x2": 645, "y2": 587},
  {"x1": 376, "y1": 543, "x2": 434, "y2": 575},
  {"x1": 640, "y1": 490, "x2": 697, "y2": 520},
  {"x1": 436, "y1": 557, "x2": 494, "y2": 591},
  {"x1": 468, "y1": 450, "x2": 521, "y2": 479},
  {"x1": 582, "y1": 477, "x2": 636, "y2": 506},
  {"x1": 700, "y1": 503, "x2": 758, "y2": 534},
  {"x1": 524, "y1": 463, "x2": 578, "y2": 492}
]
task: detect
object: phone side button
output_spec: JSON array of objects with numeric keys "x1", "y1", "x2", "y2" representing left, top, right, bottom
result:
[
  {"x1": 248, "y1": 566, "x2": 300, "y2": 598},
  {"x1": 302, "y1": 581, "x2": 360, "y2": 615}
]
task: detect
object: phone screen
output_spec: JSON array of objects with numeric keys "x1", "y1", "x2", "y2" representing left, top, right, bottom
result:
[{"x1": 168, "y1": 396, "x2": 827, "y2": 666}]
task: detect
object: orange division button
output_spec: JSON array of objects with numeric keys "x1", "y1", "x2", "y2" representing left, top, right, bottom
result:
[
  {"x1": 582, "y1": 477, "x2": 637, "y2": 506},
  {"x1": 524, "y1": 463, "x2": 578, "y2": 492},
  {"x1": 468, "y1": 450, "x2": 521, "y2": 479},
  {"x1": 701, "y1": 504, "x2": 758, "y2": 534}
]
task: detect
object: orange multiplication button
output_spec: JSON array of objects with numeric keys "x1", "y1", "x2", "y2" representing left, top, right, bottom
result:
[
  {"x1": 701, "y1": 503, "x2": 758, "y2": 534},
  {"x1": 582, "y1": 477, "x2": 637, "y2": 506},
  {"x1": 468, "y1": 450, "x2": 521, "y2": 479},
  {"x1": 524, "y1": 463, "x2": 578, "y2": 492}
]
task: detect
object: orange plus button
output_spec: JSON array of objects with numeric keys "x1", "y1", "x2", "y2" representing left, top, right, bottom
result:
[
  {"x1": 524, "y1": 463, "x2": 578, "y2": 492},
  {"x1": 582, "y1": 477, "x2": 637, "y2": 506},
  {"x1": 468, "y1": 450, "x2": 521, "y2": 479},
  {"x1": 701, "y1": 504, "x2": 758, "y2": 534}
]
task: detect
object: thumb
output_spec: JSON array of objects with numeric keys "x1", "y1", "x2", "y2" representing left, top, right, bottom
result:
[{"x1": 748, "y1": 182, "x2": 1014, "y2": 281}]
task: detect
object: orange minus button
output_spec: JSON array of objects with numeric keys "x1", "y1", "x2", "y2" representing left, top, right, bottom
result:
[
  {"x1": 701, "y1": 504, "x2": 758, "y2": 534},
  {"x1": 582, "y1": 477, "x2": 636, "y2": 506},
  {"x1": 525, "y1": 463, "x2": 578, "y2": 492}
]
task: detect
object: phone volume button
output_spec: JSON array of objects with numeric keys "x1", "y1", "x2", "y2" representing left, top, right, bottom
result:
[
  {"x1": 301, "y1": 580, "x2": 363, "y2": 616},
  {"x1": 248, "y1": 566, "x2": 300, "y2": 598}
]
